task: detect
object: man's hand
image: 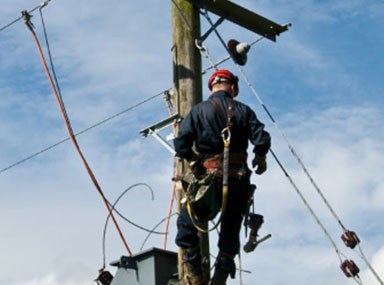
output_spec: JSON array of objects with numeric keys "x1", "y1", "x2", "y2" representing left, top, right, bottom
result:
[
  {"x1": 252, "y1": 155, "x2": 267, "y2": 175},
  {"x1": 188, "y1": 152, "x2": 205, "y2": 178}
]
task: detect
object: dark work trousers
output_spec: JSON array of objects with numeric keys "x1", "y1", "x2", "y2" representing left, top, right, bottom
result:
[{"x1": 176, "y1": 176, "x2": 251, "y2": 256}]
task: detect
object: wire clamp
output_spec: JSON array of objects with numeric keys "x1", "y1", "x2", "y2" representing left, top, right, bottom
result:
[
  {"x1": 95, "y1": 269, "x2": 113, "y2": 285},
  {"x1": 21, "y1": 10, "x2": 34, "y2": 31},
  {"x1": 40, "y1": 0, "x2": 51, "y2": 9}
]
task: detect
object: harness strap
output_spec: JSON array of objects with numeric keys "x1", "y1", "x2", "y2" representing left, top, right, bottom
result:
[
  {"x1": 203, "y1": 152, "x2": 248, "y2": 177},
  {"x1": 187, "y1": 97, "x2": 236, "y2": 232},
  {"x1": 209, "y1": 97, "x2": 236, "y2": 129}
]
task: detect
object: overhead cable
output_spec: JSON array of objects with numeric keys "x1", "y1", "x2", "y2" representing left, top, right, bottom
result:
[
  {"x1": 0, "y1": 1, "x2": 50, "y2": 33},
  {"x1": 270, "y1": 149, "x2": 350, "y2": 264},
  {"x1": 0, "y1": 90, "x2": 168, "y2": 176},
  {"x1": 39, "y1": 6, "x2": 70, "y2": 129},
  {"x1": 140, "y1": 213, "x2": 177, "y2": 252},
  {"x1": 23, "y1": 8, "x2": 133, "y2": 256},
  {"x1": 101, "y1": 183, "x2": 163, "y2": 268}
]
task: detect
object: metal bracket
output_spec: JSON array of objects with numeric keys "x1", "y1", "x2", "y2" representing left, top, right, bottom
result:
[
  {"x1": 139, "y1": 113, "x2": 182, "y2": 154},
  {"x1": 186, "y1": 0, "x2": 290, "y2": 41},
  {"x1": 200, "y1": 16, "x2": 225, "y2": 43},
  {"x1": 110, "y1": 256, "x2": 137, "y2": 270}
]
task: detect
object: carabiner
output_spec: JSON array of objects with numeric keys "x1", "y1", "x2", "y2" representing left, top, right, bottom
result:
[{"x1": 221, "y1": 127, "x2": 231, "y2": 145}]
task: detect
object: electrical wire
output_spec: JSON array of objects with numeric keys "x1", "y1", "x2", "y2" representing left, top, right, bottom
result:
[
  {"x1": 23, "y1": 8, "x2": 133, "y2": 256},
  {"x1": 39, "y1": 6, "x2": 70, "y2": 128},
  {"x1": 101, "y1": 183, "x2": 165, "y2": 268},
  {"x1": 163, "y1": 172, "x2": 177, "y2": 250},
  {"x1": 1, "y1": 3, "x2": 169, "y2": 177},
  {"x1": 0, "y1": 89, "x2": 169, "y2": 176},
  {"x1": 354, "y1": 244, "x2": 384, "y2": 285},
  {"x1": 162, "y1": 90, "x2": 179, "y2": 250},
  {"x1": 0, "y1": 1, "x2": 49, "y2": 33},
  {"x1": 270, "y1": 149, "x2": 346, "y2": 262},
  {"x1": 103, "y1": 183, "x2": 166, "y2": 235},
  {"x1": 140, "y1": 213, "x2": 178, "y2": 252}
]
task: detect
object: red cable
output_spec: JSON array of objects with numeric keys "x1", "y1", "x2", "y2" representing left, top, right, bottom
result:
[
  {"x1": 25, "y1": 19, "x2": 132, "y2": 257},
  {"x1": 163, "y1": 183, "x2": 176, "y2": 250},
  {"x1": 162, "y1": 91, "x2": 176, "y2": 250}
]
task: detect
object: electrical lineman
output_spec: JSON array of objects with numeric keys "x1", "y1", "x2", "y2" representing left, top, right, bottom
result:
[{"x1": 174, "y1": 69, "x2": 271, "y2": 285}]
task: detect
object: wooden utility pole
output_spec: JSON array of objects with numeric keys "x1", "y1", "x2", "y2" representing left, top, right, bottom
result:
[{"x1": 171, "y1": 0, "x2": 211, "y2": 283}]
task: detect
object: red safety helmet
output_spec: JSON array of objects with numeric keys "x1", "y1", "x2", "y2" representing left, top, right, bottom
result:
[{"x1": 208, "y1": 69, "x2": 239, "y2": 96}]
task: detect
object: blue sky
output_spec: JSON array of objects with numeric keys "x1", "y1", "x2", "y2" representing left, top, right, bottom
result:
[{"x1": 1, "y1": 1, "x2": 383, "y2": 284}]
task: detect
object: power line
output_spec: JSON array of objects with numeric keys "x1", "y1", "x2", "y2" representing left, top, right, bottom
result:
[
  {"x1": 0, "y1": 1, "x2": 50, "y2": 33},
  {"x1": 101, "y1": 183, "x2": 166, "y2": 268},
  {"x1": 0, "y1": 89, "x2": 168, "y2": 175},
  {"x1": 25, "y1": 7, "x2": 134, "y2": 256}
]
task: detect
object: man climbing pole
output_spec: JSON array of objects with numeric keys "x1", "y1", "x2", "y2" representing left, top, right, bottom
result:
[{"x1": 174, "y1": 69, "x2": 271, "y2": 285}]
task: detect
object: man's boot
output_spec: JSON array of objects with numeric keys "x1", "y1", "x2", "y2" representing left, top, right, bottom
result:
[
  {"x1": 208, "y1": 267, "x2": 228, "y2": 285},
  {"x1": 208, "y1": 252, "x2": 236, "y2": 285},
  {"x1": 181, "y1": 247, "x2": 204, "y2": 285}
]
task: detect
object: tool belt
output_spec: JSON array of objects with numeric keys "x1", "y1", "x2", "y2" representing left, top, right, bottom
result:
[{"x1": 203, "y1": 152, "x2": 248, "y2": 178}]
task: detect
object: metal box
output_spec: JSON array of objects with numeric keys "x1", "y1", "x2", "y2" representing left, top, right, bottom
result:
[{"x1": 110, "y1": 247, "x2": 178, "y2": 285}]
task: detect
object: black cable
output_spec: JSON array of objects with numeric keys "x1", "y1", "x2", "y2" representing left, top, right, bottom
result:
[
  {"x1": 38, "y1": 7, "x2": 74, "y2": 135},
  {"x1": 0, "y1": 89, "x2": 169, "y2": 175},
  {"x1": 140, "y1": 213, "x2": 177, "y2": 252},
  {"x1": 104, "y1": 183, "x2": 165, "y2": 235},
  {"x1": 101, "y1": 183, "x2": 166, "y2": 267},
  {"x1": 0, "y1": 14, "x2": 25, "y2": 32},
  {"x1": 0, "y1": 2, "x2": 45, "y2": 33},
  {"x1": 1, "y1": 2, "x2": 170, "y2": 175}
]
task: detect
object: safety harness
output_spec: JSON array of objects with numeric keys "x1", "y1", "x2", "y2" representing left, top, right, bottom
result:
[
  {"x1": 186, "y1": 127, "x2": 231, "y2": 233},
  {"x1": 185, "y1": 96, "x2": 238, "y2": 232}
]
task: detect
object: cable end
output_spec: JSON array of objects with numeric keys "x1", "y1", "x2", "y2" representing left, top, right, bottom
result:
[
  {"x1": 40, "y1": 0, "x2": 50, "y2": 8},
  {"x1": 21, "y1": 10, "x2": 34, "y2": 31}
]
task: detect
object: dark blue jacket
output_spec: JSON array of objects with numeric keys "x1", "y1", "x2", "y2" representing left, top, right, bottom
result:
[{"x1": 174, "y1": 91, "x2": 271, "y2": 160}]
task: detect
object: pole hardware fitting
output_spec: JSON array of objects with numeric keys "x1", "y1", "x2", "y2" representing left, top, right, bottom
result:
[
  {"x1": 95, "y1": 270, "x2": 114, "y2": 285},
  {"x1": 21, "y1": 10, "x2": 34, "y2": 31},
  {"x1": 341, "y1": 230, "x2": 360, "y2": 249},
  {"x1": 340, "y1": 259, "x2": 360, "y2": 278}
]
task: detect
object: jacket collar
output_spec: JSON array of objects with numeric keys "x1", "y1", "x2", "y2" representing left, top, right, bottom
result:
[{"x1": 209, "y1": 90, "x2": 231, "y2": 100}]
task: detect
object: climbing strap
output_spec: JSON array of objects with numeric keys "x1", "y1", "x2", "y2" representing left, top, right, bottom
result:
[{"x1": 220, "y1": 127, "x2": 231, "y2": 219}]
